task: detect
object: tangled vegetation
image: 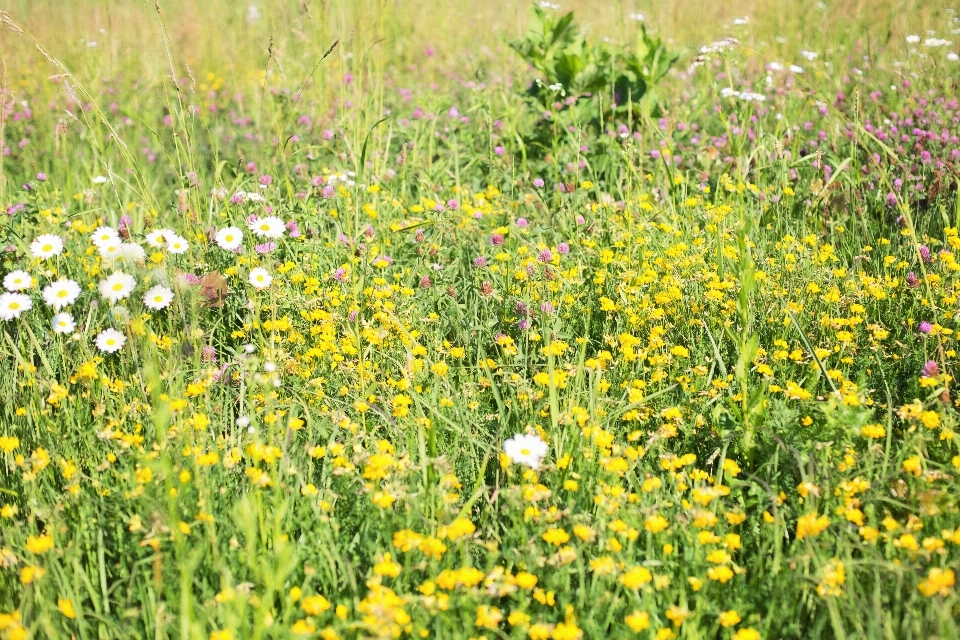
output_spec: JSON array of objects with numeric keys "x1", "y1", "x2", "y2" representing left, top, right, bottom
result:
[{"x1": 1, "y1": 1, "x2": 960, "y2": 638}]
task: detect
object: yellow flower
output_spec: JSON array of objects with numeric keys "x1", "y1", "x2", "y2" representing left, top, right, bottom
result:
[
  {"x1": 902, "y1": 456, "x2": 922, "y2": 476},
  {"x1": 57, "y1": 598, "x2": 77, "y2": 619},
  {"x1": 918, "y1": 567, "x2": 955, "y2": 597},
  {"x1": 707, "y1": 566, "x2": 734, "y2": 583},
  {"x1": 301, "y1": 594, "x2": 331, "y2": 615},
  {"x1": 733, "y1": 629, "x2": 761, "y2": 640},
  {"x1": 210, "y1": 631, "x2": 233, "y2": 640},
  {"x1": 643, "y1": 515, "x2": 669, "y2": 534},
  {"x1": 541, "y1": 528, "x2": 570, "y2": 546},
  {"x1": 441, "y1": 518, "x2": 476, "y2": 541},
  {"x1": 619, "y1": 566, "x2": 653, "y2": 589},
  {"x1": 373, "y1": 553, "x2": 402, "y2": 578},
  {"x1": 625, "y1": 610, "x2": 650, "y2": 632},
  {"x1": 475, "y1": 605, "x2": 503, "y2": 629},
  {"x1": 795, "y1": 512, "x2": 830, "y2": 540},
  {"x1": 514, "y1": 571, "x2": 538, "y2": 589},
  {"x1": 25, "y1": 534, "x2": 54, "y2": 554},
  {"x1": 719, "y1": 610, "x2": 741, "y2": 627}
]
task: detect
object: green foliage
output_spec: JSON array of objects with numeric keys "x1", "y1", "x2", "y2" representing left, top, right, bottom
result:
[{"x1": 509, "y1": 5, "x2": 679, "y2": 148}]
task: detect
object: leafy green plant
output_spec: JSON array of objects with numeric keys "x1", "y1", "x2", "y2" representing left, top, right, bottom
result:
[{"x1": 508, "y1": 5, "x2": 679, "y2": 142}]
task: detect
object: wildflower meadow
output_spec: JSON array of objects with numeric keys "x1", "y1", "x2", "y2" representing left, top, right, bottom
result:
[{"x1": 1, "y1": 0, "x2": 960, "y2": 637}]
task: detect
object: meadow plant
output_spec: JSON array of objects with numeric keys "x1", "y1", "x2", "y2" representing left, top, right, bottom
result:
[{"x1": 0, "y1": 1, "x2": 958, "y2": 639}]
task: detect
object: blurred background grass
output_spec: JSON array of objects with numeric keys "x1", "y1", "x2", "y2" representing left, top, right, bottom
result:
[{"x1": 0, "y1": 0, "x2": 953, "y2": 89}]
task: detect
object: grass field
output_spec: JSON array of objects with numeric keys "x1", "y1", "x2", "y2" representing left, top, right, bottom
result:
[{"x1": 1, "y1": 0, "x2": 960, "y2": 638}]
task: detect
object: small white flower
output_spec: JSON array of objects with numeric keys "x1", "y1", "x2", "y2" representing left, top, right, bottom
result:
[
  {"x1": 236, "y1": 415, "x2": 251, "y2": 428},
  {"x1": 30, "y1": 234, "x2": 64, "y2": 260},
  {"x1": 924, "y1": 37, "x2": 949, "y2": 47},
  {"x1": 42, "y1": 278, "x2": 81, "y2": 310},
  {"x1": 143, "y1": 284, "x2": 174, "y2": 310},
  {"x1": 51, "y1": 312, "x2": 76, "y2": 334},
  {"x1": 98, "y1": 271, "x2": 136, "y2": 303},
  {"x1": 91, "y1": 226, "x2": 119, "y2": 247},
  {"x1": 720, "y1": 87, "x2": 740, "y2": 98},
  {"x1": 949, "y1": 52, "x2": 960, "y2": 62},
  {"x1": 216, "y1": 226, "x2": 244, "y2": 251},
  {"x1": 119, "y1": 242, "x2": 146, "y2": 263},
  {"x1": 789, "y1": 64, "x2": 804, "y2": 74},
  {"x1": 629, "y1": 12, "x2": 644, "y2": 21},
  {"x1": 92, "y1": 175, "x2": 109, "y2": 184},
  {"x1": 95, "y1": 327, "x2": 126, "y2": 353},
  {"x1": 800, "y1": 50, "x2": 819, "y2": 61},
  {"x1": 248, "y1": 216, "x2": 285, "y2": 239},
  {"x1": 249, "y1": 267, "x2": 273, "y2": 289},
  {"x1": 0, "y1": 292, "x2": 32, "y2": 320},
  {"x1": 97, "y1": 237, "x2": 123, "y2": 261},
  {"x1": 145, "y1": 229, "x2": 174, "y2": 248},
  {"x1": 906, "y1": 34, "x2": 921, "y2": 44},
  {"x1": 733, "y1": 16, "x2": 749, "y2": 25},
  {"x1": 503, "y1": 433, "x2": 549, "y2": 469},
  {"x1": 166, "y1": 235, "x2": 190, "y2": 254},
  {"x1": 3, "y1": 270, "x2": 33, "y2": 292},
  {"x1": 767, "y1": 61, "x2": 785, "y2": 72}
]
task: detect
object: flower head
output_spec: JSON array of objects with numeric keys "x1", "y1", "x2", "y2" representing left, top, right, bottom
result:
[
  {"x1": 214, "y1": 227, "x2": 242, "y2": 252},
  {"x1": 51, "y1": 313, "x2": 76, "y2": 334},
  {"x1": 143, "y1": 285, "x2": 174, "y2": 310},
  {"x1": 503, "y1": 433, "x2": 548, "y2": 469},
  {"x1": 95, "y1": 328, "x2": 126, "y2": 353},
  {"x1": 248, "y1": 216, "x2": 286, "y2": 239},
  {"x1": 249, "y1": 267, "x2": 273, "y2": 289},
  {"x1": 3, "y1": 270, "x2": 32, "y2": 292},
  {"x1": 99, "y1": 271, "x2": 136, "y2": 303},
  {"x1": 30, "y1": 234, "x2": 64, "y2": 260},
  {"x1": 0, "y1": 293, "x2": 32, "y2": 320},
  {"x1": 42, "y1": 278, "x2": 81, "y2": 310}
]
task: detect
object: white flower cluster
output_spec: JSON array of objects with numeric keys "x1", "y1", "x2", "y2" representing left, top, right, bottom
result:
[
  {"x1": 720, "y1": 87, "x2": 766, "y2": 102},
  {"x1": 688, "y1": 38, "x2": 740, "y2": 72}
]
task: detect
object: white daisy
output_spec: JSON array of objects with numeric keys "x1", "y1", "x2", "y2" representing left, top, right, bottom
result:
[
  {"x1": 145, "y1": 228, "x2": 174, "y2": 248},
  {"x1": 248, "y1": 216, "x2": 285, "y2": 239},
  {"x1": 215, "y1": 226, "x2": 243, "y2": 251},
  {"x1": 90, "y1": 226, "x2": 120, "y2": 247},
  {"x1": 503, "y1": 433, "x2": 548, "y2": 470},
  {"x1": 249, "y1": 267, "x2": 273, "y2": 289},
  {"x1": 42, "y1": 278, "x2": 81, "y2": 310},
  {"x1": 119, "y1": 243, "x2": 146, "y2": 263},
  {"x1": 0, "y1": 292, "x2": 32, "y2": 321},
  {"x1": 29, "y1": 234, "x2": 64, "y2": 260},
  {"x1": 98, "y1": 271, "x2": 136, "y2": 303},
  {"x1": 95, "y1": 327, "x2": 126, "y2": 353},
  {"x1": 3, "y1": 270, "x2": 33, "y2": 292},
  {"x1": 166, "y1": 235, "x2": 190, "y2": 254},
  {"x1": 143, "y1": 284, "x2": 174, "y2": 310},
  {"x1": 97, "y1": 237, "x2": 123, "y2": 261},
  {"x1": 51, "y1": 312, "x2": 76, "y2": 334}
]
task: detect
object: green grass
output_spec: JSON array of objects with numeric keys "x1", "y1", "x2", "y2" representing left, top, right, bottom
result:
[{"x1": 0, "y1": 1, "x2": 959, "y2": 639}]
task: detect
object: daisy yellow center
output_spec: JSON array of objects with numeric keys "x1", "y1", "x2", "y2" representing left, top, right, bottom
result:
[
  {"x1": 9, "y1": 302, "x2": 20, "y2": 310},
  {"x1": 106, "y1": 339, "x2": 115, "y2": 346},
  {"x1": 520, "y1": 448, "x2": 531, "y2": 455},
  {"x1": 112, "y1": 283, "x2": 124, "y2": 291},
  {"x1": 42, "y1": 244, "x2": 52, "y2": 252},
  {"x1": 154, "y1": 296, "x2": 163, "y2": 302},
  {"x1": 225, "y1": 234, "x2": 233, "y2": 242},
  {"x1": 57, "y1": 290, "x2": 68, "y2": 297},
  {"x1": 259, "y1": 224, "x2": 269, "y2": 231}
]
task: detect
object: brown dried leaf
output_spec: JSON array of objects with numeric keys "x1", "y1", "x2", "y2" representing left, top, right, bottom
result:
[{"x1": 198, "y1": 272, "x2": 227, "y2": 308}]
